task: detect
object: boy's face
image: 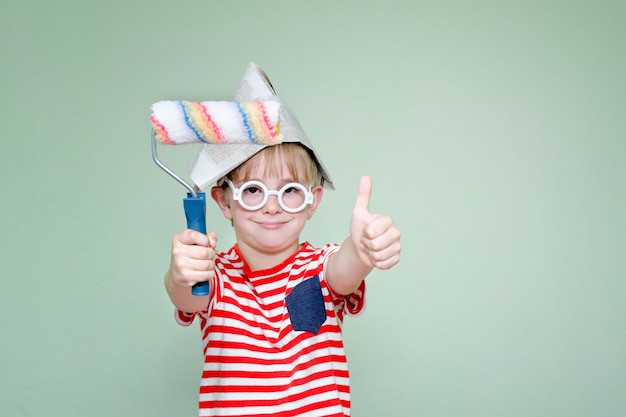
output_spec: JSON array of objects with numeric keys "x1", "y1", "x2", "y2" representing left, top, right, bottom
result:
[{"x1": 211, "y1": 158, "x2": 323, "y2": 257}]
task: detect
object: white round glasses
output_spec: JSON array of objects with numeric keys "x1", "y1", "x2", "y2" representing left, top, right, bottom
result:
[{"x1": 225, "y1": 179, "x2": 314, "y2": 213}]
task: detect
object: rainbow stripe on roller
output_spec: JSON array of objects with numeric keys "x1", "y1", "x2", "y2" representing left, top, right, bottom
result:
[{"x1": 150, "y1": 100, "x2": 282, "y2": 146}]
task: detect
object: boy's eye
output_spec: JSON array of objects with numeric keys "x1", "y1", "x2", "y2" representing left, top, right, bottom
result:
[
  {"x1": 245, "y1": 186, "x2": 261, "y2": 194},
  {"x1": 283, "y1": 186, "x2": 297, "y2": 194}
]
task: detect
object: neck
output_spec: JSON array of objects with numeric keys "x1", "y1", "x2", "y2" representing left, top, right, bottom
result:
[{"x1": 237, "y1": 241, "x2": 303, "y2": 272}]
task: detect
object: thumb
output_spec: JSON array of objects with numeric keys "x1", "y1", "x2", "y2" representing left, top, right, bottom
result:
[{"x1": 353, "y1": 175, "x2": 372, "y2": 214}]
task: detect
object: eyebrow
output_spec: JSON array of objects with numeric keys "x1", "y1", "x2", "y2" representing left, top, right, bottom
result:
[{"x1": 244, "y1": 174, "x2": 298, "y2": 183}]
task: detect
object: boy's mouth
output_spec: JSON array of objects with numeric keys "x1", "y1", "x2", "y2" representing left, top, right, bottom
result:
[{"x1": 256, "y1": 220, "x2": 289, "y2": 230}]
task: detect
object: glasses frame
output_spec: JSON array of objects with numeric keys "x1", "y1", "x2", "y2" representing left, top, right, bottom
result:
[{"x1": 225, "y1": 179, "x2": 314, "y2": 213}]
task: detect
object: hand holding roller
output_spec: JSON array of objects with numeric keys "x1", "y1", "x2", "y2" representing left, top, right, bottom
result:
[{"x1": 150, "y1": 100, "x2": 283, "y2": 296}]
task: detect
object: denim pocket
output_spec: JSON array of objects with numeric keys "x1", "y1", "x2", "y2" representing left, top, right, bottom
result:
[{"x1": 285, "y1": 276, "x2": 327, "y2": 334}]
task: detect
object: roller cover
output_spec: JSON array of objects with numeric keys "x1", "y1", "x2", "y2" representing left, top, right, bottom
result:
[{"x1": 150, "y1": 100, "x2": 282, "y2": 145}]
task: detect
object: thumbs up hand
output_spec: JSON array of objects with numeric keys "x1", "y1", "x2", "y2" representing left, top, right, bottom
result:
[{"x1": 350, "y1": 176, "x2": 402, "y2": 269}]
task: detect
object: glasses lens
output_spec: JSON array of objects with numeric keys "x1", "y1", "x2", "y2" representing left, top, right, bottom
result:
[
  {"x1": 239, "y1": 181, "x2": 266, "y2": 210},
  {"x1": 279, "y1": 183, "x2": 308, "y2": 211}
]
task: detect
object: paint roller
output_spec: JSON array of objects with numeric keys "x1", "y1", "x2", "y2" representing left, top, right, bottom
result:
[{"x1": 150, "y1": 99, "x2": 283, "y2": 296}]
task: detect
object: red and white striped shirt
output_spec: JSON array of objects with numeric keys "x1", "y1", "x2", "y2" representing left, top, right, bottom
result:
[{"x1": 176, "y1": 242, "x2": 366, "y2": 417}]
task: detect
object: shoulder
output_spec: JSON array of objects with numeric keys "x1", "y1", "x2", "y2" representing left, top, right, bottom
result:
[
  {"x1": 214, "y1": 246, "x2": 244, "y2": 269},
  {"x1": 299, "y1": 242, "x2": 340, "y2": 256},
  {"x1": 294, "y1": 242, "x2": 340, "y2": 271}
]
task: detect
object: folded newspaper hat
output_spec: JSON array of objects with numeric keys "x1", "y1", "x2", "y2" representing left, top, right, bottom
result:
[{"x1": 189, "y1": 62, "x2": 334, "y2": 191}]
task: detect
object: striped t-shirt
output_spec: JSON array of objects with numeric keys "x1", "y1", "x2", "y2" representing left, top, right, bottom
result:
[{"x1": 176, "y1": 242, "x2": 366, "y2": 417}]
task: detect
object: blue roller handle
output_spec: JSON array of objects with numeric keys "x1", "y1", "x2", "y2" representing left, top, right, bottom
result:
[{"x1": 183, "y1": 193, "x2": 210, "y2": 296}]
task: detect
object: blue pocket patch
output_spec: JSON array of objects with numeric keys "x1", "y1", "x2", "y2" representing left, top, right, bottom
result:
[{"x1": 285, "y1": 276, "x2": 327, "y2": 334}]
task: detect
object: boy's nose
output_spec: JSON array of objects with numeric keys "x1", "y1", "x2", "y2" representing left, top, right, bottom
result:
[{"x1": 262, "y1": 193, "x2": 282, "y2": 213}]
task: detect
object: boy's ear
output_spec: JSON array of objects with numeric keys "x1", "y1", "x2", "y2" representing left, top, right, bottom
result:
[
  {"x1": 306, "y1": 185, "x2": 324, "y2": 220},
  {"x1": 210, "y1": 186, "x2": 233, "y2": 220}
]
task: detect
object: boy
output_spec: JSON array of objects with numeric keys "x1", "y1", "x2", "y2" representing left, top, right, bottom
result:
[{"x1": 163, "y1": 64, "x2": 402, "y2": 416}]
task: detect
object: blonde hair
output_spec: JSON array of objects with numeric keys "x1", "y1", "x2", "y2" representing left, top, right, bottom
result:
[{"x1": 227, "y1": 143, "x2": 319, "y2": 186}]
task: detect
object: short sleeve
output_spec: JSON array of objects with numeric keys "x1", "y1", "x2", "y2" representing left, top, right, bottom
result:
[
  {"x1": 174, "y1": 309, "x2": 197, "y2": 327},
  {"x1": 342, "y1": 279, "x2": 366, "y2": 317}
]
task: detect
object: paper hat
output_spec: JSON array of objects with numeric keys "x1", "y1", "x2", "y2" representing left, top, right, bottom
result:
[{"x1": 189, "y1": 63, "x2": 334, "y2": 191}]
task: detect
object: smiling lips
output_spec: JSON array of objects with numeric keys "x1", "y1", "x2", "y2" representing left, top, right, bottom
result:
[{"x1": 256, "y1": 220, "x2": 289, "y2": 230}]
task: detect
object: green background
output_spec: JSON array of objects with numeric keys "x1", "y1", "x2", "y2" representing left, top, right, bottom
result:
[{"x1": 1, "y1": 1, "x2": 624, "y2": 416}]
